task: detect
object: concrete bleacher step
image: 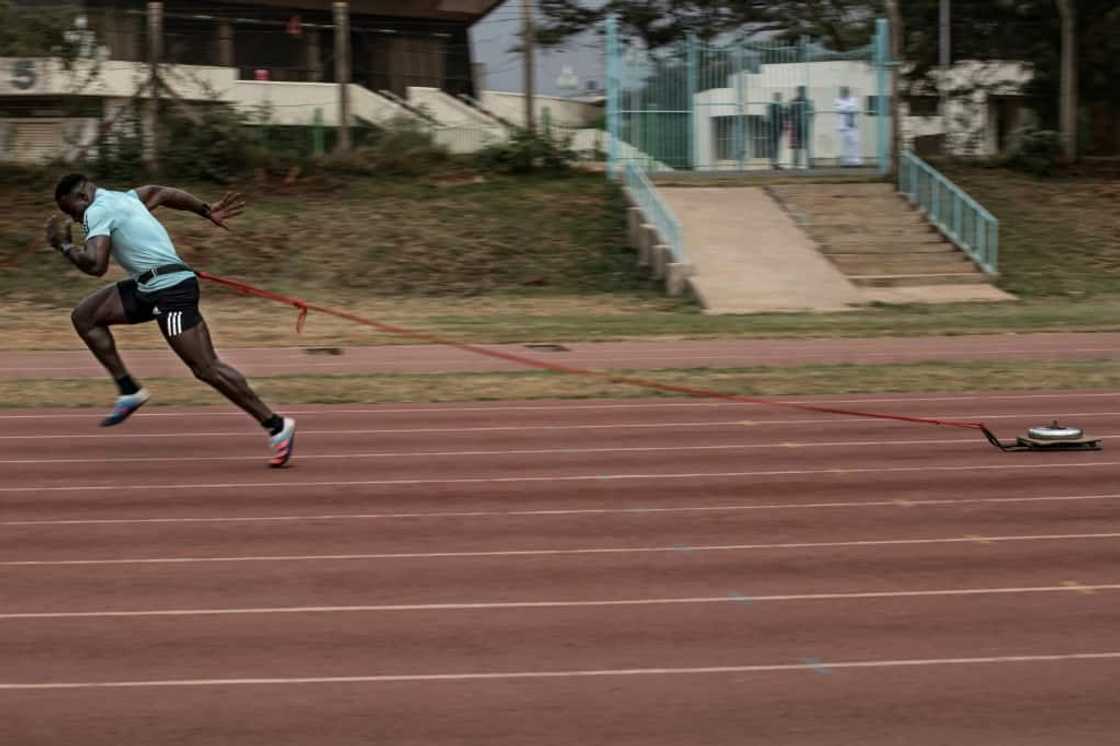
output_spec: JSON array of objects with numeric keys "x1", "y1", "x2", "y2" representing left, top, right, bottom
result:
[
  {"x1": 849, "y1": 273, "x2": 991, "y2": 288},
  {"x1": 808, "y1": 215, "x2": 932, "y2": 228},
  {"x1": 822, "y1": 234, "x2": 948, "y2": 249},
  {"x1": 774, "y1": 183, "x2": 897, "y2": 195},
  {"x1": 829, "y1": 255, "x2": 977, "y2": 275},
  {"x1": 819, "y1": 225, "x2": 940, "y2": 239},
  {"x1": 766, "y1": 182, "x2": 1002, "y2": 295},
  {"x1": 820, "y1": 243, "x2": 958, "y2": 256}
]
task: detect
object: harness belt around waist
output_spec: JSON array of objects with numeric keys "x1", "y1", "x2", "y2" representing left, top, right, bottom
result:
[{"x1": 137, "y1": 263, "x2": 194, "y2": 285}]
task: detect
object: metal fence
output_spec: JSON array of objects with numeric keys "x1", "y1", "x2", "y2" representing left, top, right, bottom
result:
[
  {"x1": 899, "y1": 150, "x2": 999, "y2": 274},
  {"x1": 623, "y1": 161, "x2": 685, "y2": 262},
  {"x1": 607, "y1": 17, "x2": 893, "y2": 175}
]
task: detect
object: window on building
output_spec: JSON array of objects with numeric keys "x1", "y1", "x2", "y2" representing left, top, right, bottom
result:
[
  {"x1": 907, "y1": 96, "x2": 939, "y2": 117},
  {"x1": 713, "y1": 116, "x2": 744, "y2": 161},
  {"x1": 865, "y1": 95, "x2": 891, "y2": 116}
]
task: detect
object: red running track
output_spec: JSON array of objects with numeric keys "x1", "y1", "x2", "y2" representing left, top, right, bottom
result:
[
  {"x1": 1, "y1": 392, "x2": 1119, "y2": 745},
  {"x1": 2, "y1": 332, "x2": 1119, "y2": 378}
]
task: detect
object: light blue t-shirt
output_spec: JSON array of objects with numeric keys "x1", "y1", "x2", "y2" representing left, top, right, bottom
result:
[{"x1": 82, "y1": 188, "x2": 195, "y2": 293}]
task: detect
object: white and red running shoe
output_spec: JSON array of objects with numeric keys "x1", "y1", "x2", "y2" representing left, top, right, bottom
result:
[{"x1": 269, "y1": 417, "x2": 296, "y2": 468}]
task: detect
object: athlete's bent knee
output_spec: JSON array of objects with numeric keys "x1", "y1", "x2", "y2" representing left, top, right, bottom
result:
[
  {"x1": 71, "y1": 307, "x2": 94, "y2": 336},
  {"x1": 191, "y1": 363, "x2": 221, "y2": 385}
]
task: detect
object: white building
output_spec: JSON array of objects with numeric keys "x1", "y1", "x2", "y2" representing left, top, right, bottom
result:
[
  {"x1": 0, "y1": 0, "x2": 509, "y2": 163},
  {"x1": 901, "y1": 60, "x2": 1035, "y2": 157}
]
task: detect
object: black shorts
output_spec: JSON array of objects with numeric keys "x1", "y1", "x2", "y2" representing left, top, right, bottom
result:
[{"x1": 118, "y1": 277, "x2": 202, "y2": 339}]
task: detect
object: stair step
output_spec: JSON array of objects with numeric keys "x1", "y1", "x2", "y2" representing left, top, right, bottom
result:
[
  {"x1": 768, "y1": 184, "x2": 998, "y2": 293},
  {"x1": 832, "y1": 257, "x2": 977, "y2": 274},
  {"x1": 802, "y1": 212, "x2": 927, "y2": 222},
  {"x1": 820, "y1": 234, "x2": 947, "y2": 247},
  {"x1": 819, "y1": 244, "x2": 958, "y2": 255},
  {"x1": 810, "y1": 225, "x2": 940, "y2": 236},
  {"x1": 771, "y1": 185, "x2": 897, "y2": 196},
  {"x1": 849, "y1": 273, "x2": 991, "y2": 288},
  {"x1": 797, "y1": 203, "x2": 918, "y2": 212},
  {"x1": 787, "y1": 197, "x2": 907, "y2": 205}
]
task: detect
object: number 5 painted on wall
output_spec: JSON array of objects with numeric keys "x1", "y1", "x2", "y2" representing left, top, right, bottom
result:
[{"x1": 11, "y1": 60, "x2": 36, "y2": 91}]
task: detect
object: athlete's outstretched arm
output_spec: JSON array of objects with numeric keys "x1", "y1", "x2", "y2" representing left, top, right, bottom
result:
[
  {"x1": 46, "y1": 216, "x2": 111, "y2": 276},
  {"x1": 134, "y1": 186, "x2": 245, "y2": 230}
]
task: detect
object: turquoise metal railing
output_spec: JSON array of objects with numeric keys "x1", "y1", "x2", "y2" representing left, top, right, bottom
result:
[
  {"x1": 873, "y1": 18, "x2": 891, "y2": 176},
  {"x1": 606, "y1": 15, "x2": 622, "y2": 178},
  {"x1": 899, "y1": 150, "x2": 999, "y2": 274},
  {"x1": 624, "y1": 162, "x2": 685, "y2": 262}
]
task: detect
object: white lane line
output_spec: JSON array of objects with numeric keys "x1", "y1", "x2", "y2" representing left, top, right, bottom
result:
[
  {"x1": 4, "y1": 584, "x2": 1119, "y2": 620},
  {"x1": 6, "y1": 492, "x2": 1120, "y2": 528},
  {"x1": 1, "y1": 461, "x2": 1117, "y2": 495},
  {"x1": 6, "y1": 435, "x2": 1118, "y2": 466},
  {"x1": 3, "y1": 652, "x2": 1120, "y2": 690},
  {"x1": 0, "y1": 421, "x2": 749, "y2": 440},
  {"x1": 0, "y1": 391, "x2": 1116, "y2": 419},
  {"x1": 4, "y1": 532, "x2": 1119, "y2": 567},
  {"x1": 4, "y1": 410, "x2": 1120, "y2": 440}
]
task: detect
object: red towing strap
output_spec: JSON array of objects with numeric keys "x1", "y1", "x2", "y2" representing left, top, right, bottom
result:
[{"x1": 196, "y1": 271, "x2": 996, "y2": 442}]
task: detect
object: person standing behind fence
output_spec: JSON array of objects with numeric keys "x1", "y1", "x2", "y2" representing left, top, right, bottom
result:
[
  {"x1": 836, "y1": 86, "x2": 863, "y2": 166},
  {"x1": 788, "y1": 86, "x2": 814, "y2": 169},
  {"x1": 767, "y1": 92, "x2": 788, "y2": 170}
]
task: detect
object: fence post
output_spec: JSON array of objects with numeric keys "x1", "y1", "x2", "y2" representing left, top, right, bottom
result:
[
  {"x1": 145, "y1": 1, "x2": 162, "y2": 173},
  {"x1": 952, "y1": 192, "x2": 961, "y2": 240},
  {"x1": 687, "y1": 33, "x2": 698, "y2": 170},
  {"x1": 990, "y1": 218, "x2": 1000, "y2": 272},
  {"x1": 606, "y1": 15, "x2": 620, "y2": 178},
  {"x1": 333, "y1": 1, "x2": 351, "y2": 153},
  {"x1": 800, "y1": 35, "x2": 814, "y2": 169},
  {"x1": 875, "y1": 18, "x2": 891, "y2": 176},
  {"x1": 312, "y1": 107, "x2": 325, "y2": 156},
  {"x1": 734, "y1": 42, "x2": 745, "y2": 171}
]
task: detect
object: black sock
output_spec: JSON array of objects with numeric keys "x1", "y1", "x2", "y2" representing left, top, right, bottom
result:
[
  {"x1": 262, "y1": 414, "x2": 284, "y2": 436},
  {"x1": 115, "y1": 375, "x2": 140, "y2": 396}
]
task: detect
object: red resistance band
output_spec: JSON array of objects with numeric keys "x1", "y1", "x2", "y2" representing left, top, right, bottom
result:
[{"x1": 197, "y1": 271, "x2": 1004, "y2": 448}]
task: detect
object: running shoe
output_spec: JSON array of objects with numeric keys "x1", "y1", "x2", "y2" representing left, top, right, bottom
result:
[
  {"x1": 269, "y1": 417, "x2": 296, "y2": 468},
  {"x1": 100, "y1": 389, "x2": 151, "y2": 427}
]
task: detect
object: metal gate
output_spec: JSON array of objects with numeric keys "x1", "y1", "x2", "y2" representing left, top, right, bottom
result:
[{"x1": 606, "y1": 18, "x2": 892, "y2": 174}]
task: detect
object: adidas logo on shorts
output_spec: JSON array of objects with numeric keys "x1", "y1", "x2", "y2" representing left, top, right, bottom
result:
[{"x1": 152, "y1": 306, "x2": 161, "y2": 316}]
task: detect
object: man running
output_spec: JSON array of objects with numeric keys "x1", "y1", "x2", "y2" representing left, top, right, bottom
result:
[{"x1": 46, "y1": 173, "x2": 295, "y2": 467}]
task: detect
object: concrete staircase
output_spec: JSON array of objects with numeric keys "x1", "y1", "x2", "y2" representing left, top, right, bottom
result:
[{"x1": 767, "y1": 183, "x2": 990, "y2": 288}]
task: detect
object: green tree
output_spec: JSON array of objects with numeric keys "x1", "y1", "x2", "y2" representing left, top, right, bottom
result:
[
  {"x1": 762, "y1": 1, "x2": 884, "y2": 50},
  {"x1": 538, "y1": 0, "x2": 892, "y2": 50},
  {"x1": 0, "y1": 0, "x2": 80, "y2": 60},
  {"x1": 900, "y1": 0, "x2": 1119, "y2": 153},
  {"x1": 537, "y1": 0, "x2": 772, "y2": 49}
]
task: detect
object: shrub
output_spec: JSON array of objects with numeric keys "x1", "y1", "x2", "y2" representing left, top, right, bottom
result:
[
  {"x1": 161, "y1": 104, "x2": 258, "y2": 183},
  {"x1": 1005, "y1": 127, "x2": 1063, "y2": 177},
  {"x1": 89, "y1": 98, "x2": 257, "y2": 183},
  {"x1": 475, "y1": 128, "x2": 576, "y2": 175},
  {"x1": 320, "y1": 118, "x2": 450, "y2": 177}
]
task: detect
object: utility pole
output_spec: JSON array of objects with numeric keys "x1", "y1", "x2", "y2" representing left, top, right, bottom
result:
[
  {"x1": 146, "y1": 1, "x2": 163, "y2": 173},
  {"x1": 885, "y1": 0, "x2": 902, "y2": 175},
  {"x1": 1056, "y1": 0, "x2": 1078, "y2": 163},
  {"x1": 939, "y1": 0, "x2": 950, "y2": 150},
  {"x1": 521, "y1": 0, "x2": 535, "y2": 133},
  {"x1": 333, "y1": 1, "x2": 351, "y2": 152}
]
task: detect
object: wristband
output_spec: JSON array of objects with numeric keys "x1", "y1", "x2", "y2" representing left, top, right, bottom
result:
[{"x1": 200, "y1": 203, "x2": 212, "y2": 219}]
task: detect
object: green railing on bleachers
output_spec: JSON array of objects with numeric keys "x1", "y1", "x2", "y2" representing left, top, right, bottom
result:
[{"x1": 899, "y1": 150, "x2": 999, "y2": 274}]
